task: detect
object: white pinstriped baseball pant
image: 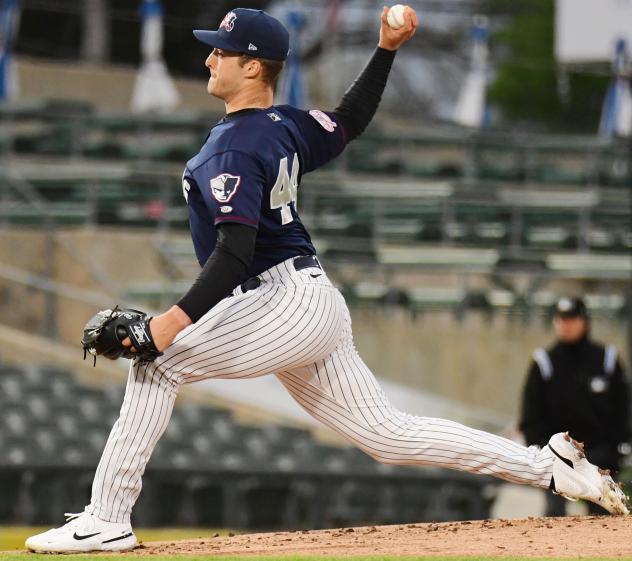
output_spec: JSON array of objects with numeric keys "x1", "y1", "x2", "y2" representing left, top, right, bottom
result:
[{"x1": 86, "y1": 257, "x2": 554, "y2": 524}]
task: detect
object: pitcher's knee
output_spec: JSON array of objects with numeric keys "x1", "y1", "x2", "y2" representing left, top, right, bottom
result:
[
  {"x1": 355, "y1": 443, "x2": 407, "y2": 466},
  {"x1": 371, "y1": 453, "x2": 405, "y2": 466}
]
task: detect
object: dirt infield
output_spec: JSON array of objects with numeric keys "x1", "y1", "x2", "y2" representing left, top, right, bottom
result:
[{"x1": 135, "y1": 515, "x2": 632, "y2": 557}]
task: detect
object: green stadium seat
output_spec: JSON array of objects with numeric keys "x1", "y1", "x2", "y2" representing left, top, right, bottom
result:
[
  {"x1": 597, "y1": 146, "x2": 630, "y2": 187},
  {"x1": 406, "y1": 161, "x2": 463, "y2": 179},
  {"x1": 477, "y1": 164, "x2": 526, "y2": 182},
  {"x1": 584, "y1": 293, "x2": 626, "y2": 315},
  {"x1": 0, "y1": 374, "x2": 24, "y2": 401},
  {"x1": 536, "y1": 167, "x2": 588, "y2": 185},
  {"x1": 455, "y1": 203, "x2": 506, "y2": 225},
  {"x1": 352, "y1": 280, "x2": 389, "y2": 304},
  {"x1": 498, "y1": 187, "x2": 599, "y2": 210},
  {"x1": 377, "y1": 244, "x2": 499, "y2": 271},
  {"x1": 189, "y1": 432, "x2": 220, "y2": 461},
  {"x1": 60, "y1": 441, "x2": 90, "y2": 466},
  {"x1": 486, "y1": 289, "x2": 516, "y2": 310},
  {"x1": 529, "y1": 290, "x2": 558, "y2": 311},
  {"x1": 546, "y1": 252, "x2": 632, "y2": 279},
  {"x1": 54, "y1": 411, "x2": 81, "y2": 441},
  {"x1": 3, "y1": 409, "x2": 29, "y2": 438},
  {"x1": 0, "y1": 202, "x2": 88, "y2": 225},
  {"x1": 84, "y1": 429, "x2": 109, "y2": 460},
  {"x1": 81, "y1": 140, "x2": 125, "y2": 158},
  {"x1": 406, "y1": 286, "x2": 465, "y2": 313},
  {"x1": 75, "y1": 388, "x2": 108, "y2": 425},
  {"x1": 26, "y1": 394, "x2": 57, "y2": 425},
  {"x1": 584, "y1": 227, "x2": 617, "y2": 250},
  {"x1": 473, "y1": 221, "x2": 509, "y2": 245},
  {"x1": 525, "y1": 226, "x2": 572, "y2": 249},
  {"x1": 316, "y1": 237, "x2": 376, "y2": 262},
  {"x1": 123, "y1": 141, "x2": 199, "y2": 162},
  {"x1": 375, "y1": 218, "x2": 424, "y2": 241},
  {"x1": 2, "y1": 441, "x2": 29, "y2": 466},
  {"x1": 312, "y1": 212, "x2": 354, "y2": 236},
  {"x1": 443, "y1": 221, "x2": 471, "y2": 244}
]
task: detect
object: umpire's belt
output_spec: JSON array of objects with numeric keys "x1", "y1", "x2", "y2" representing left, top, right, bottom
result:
[{"x1": 240, "y1": 255, "x2": 321, "y2": 294}]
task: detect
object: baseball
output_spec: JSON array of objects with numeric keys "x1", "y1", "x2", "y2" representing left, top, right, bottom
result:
[{"x1": 386, "y1": 4, "x2": 406, "y2": 29}]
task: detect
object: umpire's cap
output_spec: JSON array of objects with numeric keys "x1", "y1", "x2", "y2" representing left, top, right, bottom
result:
[
  {"x1": 554, "y1": 296, "x2": 589, "y2": 319},
  {"x1": 194, "y1": 8, "x2": 289, "y2": 61}
]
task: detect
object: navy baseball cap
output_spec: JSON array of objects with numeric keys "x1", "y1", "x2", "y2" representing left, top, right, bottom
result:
[
  {"x1": 193, "y1": 8, "x2": 289, "y2": 61},
  {"x1": 554, "y1": 296, "x2": 589, "y2": 319}
]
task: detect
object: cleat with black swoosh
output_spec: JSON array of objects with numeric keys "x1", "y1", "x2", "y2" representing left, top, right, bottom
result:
[
  {"x1": 72, "y1": 531, "x2": 101, "y2": 540},
  {"x1": 548, "y1": 432, "x2": 630, "y2": 515},
  {"x1": 25, "y1": 511, "x2": 138, "y2": 552}
]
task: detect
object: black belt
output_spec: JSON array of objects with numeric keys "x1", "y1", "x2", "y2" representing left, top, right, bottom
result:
[
  {"x1": 240, "y1": 255, "x2": 321, "y2": 294},
  {"x1": 293, "y1": 254, "x2": 321, "y2": 271}
]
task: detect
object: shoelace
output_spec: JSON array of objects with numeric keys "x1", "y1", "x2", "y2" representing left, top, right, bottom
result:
[{"x1": 60, "y1": 512, "x2": 93, "y2": 532}]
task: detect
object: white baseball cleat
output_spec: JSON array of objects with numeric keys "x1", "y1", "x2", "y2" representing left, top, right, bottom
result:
[
  {"x1": 548, "y1": 432, "x2": 630, "y2": 515},
  {"x1": 25, "y1": 511, "x2": 138, "y2": 553}
]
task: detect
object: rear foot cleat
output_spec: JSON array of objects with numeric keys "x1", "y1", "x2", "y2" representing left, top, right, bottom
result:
[{"x1": 548, "y1": 432, "x2": 629, "y2": 515}]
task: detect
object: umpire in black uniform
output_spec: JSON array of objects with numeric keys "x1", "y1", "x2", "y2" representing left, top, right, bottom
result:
[{"x1": 519, "y1": 296, "x2": 630, "y2": 516}]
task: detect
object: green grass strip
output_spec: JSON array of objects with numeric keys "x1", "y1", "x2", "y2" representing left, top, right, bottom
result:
[{"x1": 4, "y1": 556, "x2": 632, "y2": 561}]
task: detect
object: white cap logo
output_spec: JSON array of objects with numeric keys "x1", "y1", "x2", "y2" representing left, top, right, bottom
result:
[
  {"x1": 220, "y1": 11, "x2": 237, "y2": 32},
  {"x1": 557, "y1": 298, "x2": 573, "y2": 312}
]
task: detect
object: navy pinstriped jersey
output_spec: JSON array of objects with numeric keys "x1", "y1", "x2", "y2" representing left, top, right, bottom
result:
[{"x1": 182, "y1": 105, "x2": 346, "y2": 277}]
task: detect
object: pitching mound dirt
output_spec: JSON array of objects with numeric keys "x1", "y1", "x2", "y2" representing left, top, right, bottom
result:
[{"x1": 135, "y1": 515, "x2": 632, "y2": 557}]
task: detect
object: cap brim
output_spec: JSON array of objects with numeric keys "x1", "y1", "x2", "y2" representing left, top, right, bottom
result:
[
  {"x1": 193, "y1": 30, "x2": 241, "y2": 52},
  {"x1": 555, "y1": 311, "x2": 585, "y2": 318}
]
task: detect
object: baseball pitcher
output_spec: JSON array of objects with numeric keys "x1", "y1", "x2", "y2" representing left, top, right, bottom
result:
[{"x1": 27, "y1": 6, "x2": 628, "y2": 553}]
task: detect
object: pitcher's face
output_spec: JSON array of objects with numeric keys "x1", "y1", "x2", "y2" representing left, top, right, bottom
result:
[{"x1": 205, "y1": 48, "x2": 246, "y2": 99}]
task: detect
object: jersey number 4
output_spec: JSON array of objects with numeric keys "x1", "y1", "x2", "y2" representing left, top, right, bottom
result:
[{"x1": 270, "y1": 153, "x2": 299, "y2": 225}]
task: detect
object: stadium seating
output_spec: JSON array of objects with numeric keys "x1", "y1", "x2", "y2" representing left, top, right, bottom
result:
[
  {"x1": 1, "y1": 101, "x2": 629, "y2": 188},
  {"x1": 1, "y1": 99, "x2": 628, "y2": 321},
  {"x1": 1, "y1": 101, "x2": 629, "y2": 257}
]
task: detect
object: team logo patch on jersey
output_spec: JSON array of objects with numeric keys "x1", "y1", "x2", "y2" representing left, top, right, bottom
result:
[
  {"x1": 210, "y1": 173, "x2": 241, "y2": 203},
  {"x1": 220, "y1": 11, "x2": 237, "y2": 32},
  {"x1": 309, "y1": 109, "x2": 337, "y2": 132},
  {"x1": 220, "y1": 205, "x2": 233, "y2": 213},
  {"x1": 267, "y1": 112, "x2": 281, "y2": 122}
]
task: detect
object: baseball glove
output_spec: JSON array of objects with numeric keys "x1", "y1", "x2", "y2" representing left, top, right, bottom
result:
[{"x1": 81, "y1": 306, "x2": 162, "y2": 365}]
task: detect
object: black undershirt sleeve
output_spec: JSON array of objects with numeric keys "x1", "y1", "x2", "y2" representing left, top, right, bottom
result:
[
  {"x1": 177, "y1": 223, "x2": 257, "y2": 323},
  {"x1": 333, "y1": 46, "x2": 397, "y2": 142}
]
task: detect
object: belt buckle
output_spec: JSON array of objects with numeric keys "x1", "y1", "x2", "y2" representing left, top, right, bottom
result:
[{"x1": 295, "y1": 255, "x2": 320, "y2": 271}]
